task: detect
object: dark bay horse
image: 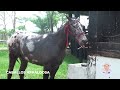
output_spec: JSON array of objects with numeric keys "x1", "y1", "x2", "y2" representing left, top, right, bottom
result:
[{"x1": 7, "y1": 16, "x2": 87, "y2": 79}]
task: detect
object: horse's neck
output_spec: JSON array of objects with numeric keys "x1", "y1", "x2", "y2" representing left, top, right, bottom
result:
[{"x1": 55, "y1": 27, "x2": 66, "y2": 50}]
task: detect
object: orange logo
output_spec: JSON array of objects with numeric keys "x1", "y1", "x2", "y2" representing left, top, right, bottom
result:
[{"x1": 102, "y1": 64, "x2": 111, "y2": 74}]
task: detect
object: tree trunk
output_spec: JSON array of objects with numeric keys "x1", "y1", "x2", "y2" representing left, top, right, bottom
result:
[
  {"x1": 3, "y1": 12, "x2": 7, "y2": 40},
  {"x1": 62, "y1": 15, "x2": 63, "y2": 25},
  {"x1": 50, "y1": 11, "x2": 54, "y2": 32},
  {"x1": 13, "y1": 11, "x2": 16, "y2": 32},
  {"x1": 46, "y1": 14, "x2": 50, "y2": 32}
]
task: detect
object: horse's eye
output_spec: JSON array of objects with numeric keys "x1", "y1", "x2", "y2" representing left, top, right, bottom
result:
[
  {"x1": 73, "y1": 26, "x2": 76, "y2": 28},
  {"x1": 72, "y1": 25, "x2": 76, "y2": 28}
]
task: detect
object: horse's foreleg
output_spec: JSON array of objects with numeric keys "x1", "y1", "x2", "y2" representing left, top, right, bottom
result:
[
  {"x1": 50, "y1": 64, "x2": 59, "y2": 79},
  {"x1": 19, "y1": 56, "x2": 28, "y2": 79},
  {"x1": 7, "y1": 52, "x2": 18, "y2": 79},
  {"x1": 43, "y1": 64, "x2": 50, "y2": 79}
]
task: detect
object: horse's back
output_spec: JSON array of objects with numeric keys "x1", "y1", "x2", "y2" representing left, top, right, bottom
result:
[{"x1": 7, "y1": 31, "x2": 39, "y2": 46}]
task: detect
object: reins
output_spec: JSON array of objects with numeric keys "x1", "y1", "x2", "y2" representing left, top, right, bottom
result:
[{"x1": 64, "y1": 23, "x2": 85, "y2": 47}]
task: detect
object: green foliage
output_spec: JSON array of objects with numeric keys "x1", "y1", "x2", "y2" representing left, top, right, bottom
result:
[
  {"x1": 52, "y1": 11, "x2": 61, "y2": 27},
  {"x1": 30, "y1": 15, "x2": 49, "y2": 34},
  {"x1": 0, "y1": 29, "x2": 5, "y2": 33},
  {"x1": 59, "y1": 13, "x2": 68, "y2": 25},
  {"x1": 46, "y1": 11, "x2": 60, "y2": 32},
  {"x1": 30, "y1": 11, "x2": 66, "y2": 34},
  {"x1": 17, "y1": 17, "x2": 28, "y2": 23},
  {"x1": 0, "y1": 29, "x2": 8, "y2": 40},
  {"x1": 7, "y1": 29, "x2": 14, "y2": 37},
  {"x1": 17, "y1": 25, "x2": 26, "y2": 30}
]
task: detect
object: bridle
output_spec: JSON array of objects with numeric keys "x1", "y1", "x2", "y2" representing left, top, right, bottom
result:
[{"x1": 64, "y1": 21, "x2": 85, "y2": 47}]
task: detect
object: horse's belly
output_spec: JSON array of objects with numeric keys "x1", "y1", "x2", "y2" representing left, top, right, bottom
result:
[
  {"x1": 29, "y1": 60, "x2": 44, "y2": 66},
  {"x1": 19, "y1": 51, "x2": 44, "y2": 66}
]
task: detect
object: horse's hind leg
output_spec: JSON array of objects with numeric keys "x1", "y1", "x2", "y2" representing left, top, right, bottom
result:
[
  {"x1": 7, "y1": 52, "x2": 18, "y2": 79},
  {"x1": 18, "y1": 56, "x2": 28, "y2": 79}
]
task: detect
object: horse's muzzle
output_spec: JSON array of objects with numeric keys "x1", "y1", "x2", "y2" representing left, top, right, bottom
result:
[
  {"x1": 78, "y1": 40, "x2": 88, "y2": 49},
  {"x1": 82, "y1": 39, "x2": 88, "y2": 46}
]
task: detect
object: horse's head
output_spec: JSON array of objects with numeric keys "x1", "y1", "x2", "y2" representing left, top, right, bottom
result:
[{"x1": 65, "y1": 16, "x2": 88, "y2": 47}]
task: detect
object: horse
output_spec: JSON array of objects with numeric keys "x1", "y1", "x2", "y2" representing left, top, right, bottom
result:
[{"x1": 7, "y1": 16, "x2": 88, "y2": 79}]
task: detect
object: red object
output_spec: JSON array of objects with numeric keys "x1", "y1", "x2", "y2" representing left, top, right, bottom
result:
[
  {"x1": 64, "y1": 24, "x2": 69, "y2": 47},
  {"x1": 64, "y1": 23, "x2": 85, "y2": 47}
]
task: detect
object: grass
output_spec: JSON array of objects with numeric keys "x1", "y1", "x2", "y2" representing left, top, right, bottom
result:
[
  {"x1": 0, "y1": 43, "x2": 8, "y2": 50},
  {"x1": 0, "y1": 43, "x2": 7, "y2": 48},
  {"x1": 0, "y1": 50, "x2": 80, "y2": 79}
]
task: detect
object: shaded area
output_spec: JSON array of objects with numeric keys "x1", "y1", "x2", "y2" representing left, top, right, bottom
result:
[
  {"x1": 58, "y1": 11, "x2": 89, "y2": 16},
  {"x1": 88, "y1": 11, "x2": 120, "y2": 58}
]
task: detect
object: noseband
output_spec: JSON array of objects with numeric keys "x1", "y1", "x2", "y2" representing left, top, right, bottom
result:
[{"x1": 64, "y1": 22, "x2": 85, "y2": 47}]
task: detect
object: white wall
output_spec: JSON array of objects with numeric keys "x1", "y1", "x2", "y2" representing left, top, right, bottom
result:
[
  {"x1": 96, "y1": 56, "x2": 120, "y2": 79},
  {"x1": 80, "y1": 15, "x2": 89, "y2": 29}
]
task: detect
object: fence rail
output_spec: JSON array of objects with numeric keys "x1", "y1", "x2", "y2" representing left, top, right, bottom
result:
[{"x1": 0, "y1": 40, "x2": 7, "y2": 42}]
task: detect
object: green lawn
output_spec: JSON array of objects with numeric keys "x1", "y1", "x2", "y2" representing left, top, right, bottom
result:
[
  {"x1": 0, "y1": 43, "x2": 7, "y2": 48},
  {"x1": 0, "y1": 43, "x2": 8, "y2": 50},
  {"x1": 0, "y1": 50, "x2": 80, "y2": 79}
]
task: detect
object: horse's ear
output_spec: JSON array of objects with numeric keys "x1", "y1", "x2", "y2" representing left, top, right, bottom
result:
[
  {"x1": 66, "y1": 15, "x2": 72, "y2": 21},
  {"x1": 77, "y1": 17, "x2": 80, "y2": 21}
]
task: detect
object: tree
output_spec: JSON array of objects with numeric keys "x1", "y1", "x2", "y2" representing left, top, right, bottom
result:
[
  {"x1": 7, "y1": 11, "x2": 16, "y2": 32},
  {"x1": 6, "y1": 11, "x2": 17, "y2": 36},
  {"x1": 30, "y1": 11, "x2": 66, "y2": 34},
  {"x1": 46, "y1": 11, "x2": 61, "y2": 32},
  {"x1": 16, "y1": 17, "x2": 28, "y2": 31},
  {"x1": 46, "y1": 11, "x2": 54, "y2": 32},
  {"x1": 0, "y1": 11, "x2": 7, "y2": 40},
  {"x1": 30, "y1": 15, "x2": 50, "y2": 34},
  {"x1": 59, "y1": 13, "x2": 67, "y2": 25},
  {"x1": 17, "y1": 25, "x2": 26, "y2": 30}
]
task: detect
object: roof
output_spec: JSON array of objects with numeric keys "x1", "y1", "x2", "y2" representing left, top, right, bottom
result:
[{"x1": 58, "y1": 11, "x2": 89, "y2": 16}]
